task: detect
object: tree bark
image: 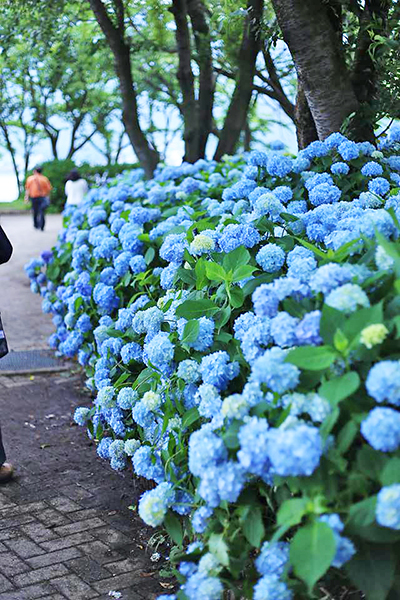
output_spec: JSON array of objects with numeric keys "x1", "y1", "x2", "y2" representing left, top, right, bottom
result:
[
  {"x1": 88, "y1": 0, "x2": 159, "y2": 178},
  {"x1": 347, "y1": 0, "x2": 390, "y2": 141},
  {"x1": 214, "y1": 0, "x2": 264, "y2": 160},
  {"x1": 187, "y1": 0, "x2": 215, "y2": 158},
  {"x1": 294, "y1": 79, "x2": 318, "y2": 148},
  {"x1": 170, "y1": 0, "x2": 198, "y2": 162},
  {"x1": 271, "y1": 0, "x2": 360, "y2": 140},
  {"x1": 0, "y1": 122, "x2": 21, "y2": 194}
]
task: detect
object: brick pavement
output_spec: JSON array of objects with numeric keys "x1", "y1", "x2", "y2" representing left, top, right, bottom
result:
[{"x1": 0, "y1": 372, "x2": 173, "y2": 600}]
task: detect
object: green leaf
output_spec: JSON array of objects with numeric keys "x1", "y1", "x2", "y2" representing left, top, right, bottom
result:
[
  {"x1": 229, "y1": 286, "x2": 244, "y2": 308},
  {"x1": 294, "y1": 237, "x2": 327, "y2": 259},
  {"x1": 320, "y1": 305, "x2": 346, "y2": 345},
  {"x1": 319, "y1": 372, "x2": 360, "y2": 406},
  {"x1": 345, "y1": 541, "x2": 396, "y2": 600},
  {"x1": 286, "y1": 346, "x2": 336, "y2": 371},
  {"x1": 343, "y1": 303, "x2": 384, "y2": 342},
  {"x1": 347, "y1": 496, "x2": 377, "y2": 529},
  {"x1": 337, "y1": 420, "x2": 359, "y2": 454},
  {"x1": 380, "y1": 458, "x2": 400, "y2": 486},
  {"x1": 222, "y1": 246, "x2": 251, "y2": 272},
  {"x1": 290, "y1": 521, "x2": 336, "y2": 593},
  {"x1": 214, "y1": 306, "x2": 231, "y2": 328},
  {"x1": 231, "y1": 264, "x2": 257, "y2": 283},
  {"x1": 195, "y1": 259, "x2": 208, "y2": 290},
  {"x1": 277, "y1": 498, "x2": 307, "y2": 527},
  {"x1": 357, "y1": 446, "x2": 388, "y2": 481},
  {"x1": 209, "y1": 533, "x2": 229, "y2": 567},
  {"x1": 144, "y1": 247, "x2": 155, "y2": 265},
  {"x1": 164, "y1": 511, "x2": 183, "y2": 546},
  {"x1": 242, "y1": 506, "x2": 265, "y2": 548},
  {"x1": 175, "y1": 299, "x2": 220, "y2": 319},
  {"x1": 181, "y1": 320, "x2": 200, "y2": 344},
  {"x1": 182, "y1": 407, "x2": 200, "y2": 429},
  {"x1": 175, "y1": 267, "x2": 196, "y2": 286},
  {"x1": 223, "y1": 420, "x2": 241, "y2": 450},
  {"x1": 205, "y1": 262, "x2": 227, "y2": 282}
]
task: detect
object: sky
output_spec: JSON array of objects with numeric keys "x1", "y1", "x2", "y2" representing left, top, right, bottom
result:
[{"x1": 0, "y1": 101, "x2": 297, "y2": 202}]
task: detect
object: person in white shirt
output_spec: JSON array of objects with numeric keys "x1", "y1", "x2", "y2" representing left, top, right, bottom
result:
[{"x1": 65, "y1": 169, "x2": 89, "y2": 206}]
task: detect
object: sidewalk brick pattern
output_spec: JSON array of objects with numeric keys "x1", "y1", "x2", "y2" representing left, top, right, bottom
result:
[{"x1": 0, "y1": 374, "x2": 170, "y2": 600}]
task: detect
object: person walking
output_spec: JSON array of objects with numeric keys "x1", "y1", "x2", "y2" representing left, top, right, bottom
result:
[
  {"x1": 65, "y1": 169, "x2": 88, "y2": 207},
  {"x1": 24, "y1": 166, "x2": 52, "y2": 231},
  {"x1": 0, "y1": 223, "x2": 14, "y2": 483}
]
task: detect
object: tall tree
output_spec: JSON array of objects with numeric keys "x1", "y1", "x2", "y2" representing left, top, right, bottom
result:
[{"x1": 88, "y1": 0, "x2": 159, "y2": 177}]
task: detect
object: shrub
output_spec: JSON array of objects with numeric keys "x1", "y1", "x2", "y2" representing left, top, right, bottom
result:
[
  {"x1": 24, "y1": 159, "x2": 139, "y2": 212},
  {"x1": 25, "y1": 131, "x2": 400, "y2": 600}
]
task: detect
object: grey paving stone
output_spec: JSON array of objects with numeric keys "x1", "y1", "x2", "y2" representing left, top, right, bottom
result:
[
  {"x1": 0, "y1": 581, "x2": 55, "y2": 599},
  {"x1": 66, "y1": 555, "x2": 112, "y2": 583},
  {"x1": 4, "y1": 537, "x2": 45, "y2": 559},
  {"x1": 0, "y1": 553, "x2": 30, "y2": 577},
  {"x1": 27, "y1": 546, "x2": 83, "y2": 569},
  {"x1": 104, "y1": 558, "x2": 145, "y2": 576},
  {"x1": 0, "y1": 514, "x2": 36, "y2": 531},
  {"x1": 0, "y1": 574, "x2": 13, "y2": 594},
  {"x1": 91, "y1": 526, "x2": 132, "y2": 548},
  {"x1": 92, "y1": 572, "x2": 151, "y2": 593},
  {"x1": 53, "y1": 517, "x2": 106, "y2": 537},
  {"x1": 40, "y1": 531, "x2": 94, "y2": 552},
  {"x1": 19, "y1": 520, "x2": 58, "y2": 542},
  {"x1": 47, "y1": 496, "x2": 81, "y2": 513},
  {"x1": 35, "y1": 507, "x2": 71, "y2": 527},
  {"x1": 13, "y1": 563, "x2": 69, "y2": 587},
  {"x1": 76, "y1": 541, "x2": 122, "y2": 566},
  {"x1": 51, "y1": 573, "x2": 99, "y2": 599}
]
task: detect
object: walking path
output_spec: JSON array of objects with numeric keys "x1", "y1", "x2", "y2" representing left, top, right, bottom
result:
[{"x1": 0, "y1": 215, "x2": 169, "y2": 600}]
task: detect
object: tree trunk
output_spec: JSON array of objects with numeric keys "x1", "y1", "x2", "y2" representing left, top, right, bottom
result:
[
  {"x1": 214, "y1": 0, "x2": 264, "y2": 161},
  {"x1": 88, "y1": 0, "x2": 159, "y2": 178},
  {"x1": 348, "y1": 0, "x2": 390, "y2": 141},
  {"x1": 294, "y1": 80, "x2": 318, "y2": 149},
  {"x1": 271, "y1": 0, "x2": 360, "y2": 140},
  {"x1": 170, "y1": 0, "x2": 198, "y2": 162},
  {"x1": 187, "y1": 0, "x2": 215, "y2": 158},
  {"x1": 0, "y1": 122, "x2": 21, "y2": 194}
]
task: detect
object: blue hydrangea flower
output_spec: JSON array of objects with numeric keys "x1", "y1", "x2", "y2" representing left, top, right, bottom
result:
[
  {"x1": 121, "y1": 342, "x2": 143, "y2": 364},
  {"x1": 268, "y1": 422, "x2": 322, "y2": 476},
  {"x1": 177, "y1": 360, "x2": 201, "y2": 383},
  {"x1": 366, "y1": 361, "x2": 400, "y2": 406},
  {"x1": 160, "y1": 233, "x2": 187, "y2": 263},
  {"x1": 309, "y1": 183, "x2": 341, "y2": 207},
  {"x1": 326, "y1": 283, "x2": 369, "y2": 313},
  {"x1": 319, "y1": 514, "x2": 356, "y2": 567},
  {"x1": 338, "y1": 140, "x2": 360, "y2": 161},
  {"x1": 368, "y1": 177, "x2": 390, "y2": 196},
  {"x1": 138, "y1": 482, "x2": 174, "y2": 527},
  {"x1": 132, "y1": 446, "x2": 165, "y2": 483},
  {"x1": 116, "y1": 388, "x2": 138, "y2": 410},
  {"x1": 376, "y1": 485, "x2": 400, "y2": 529},
  {"x1": 189, "y1": 428, "x2": 228, "y2": 477},
  {"x1": 130, "y1": 255, "x2": 147, "y2": 274},
  {"x1": 295, "y1": 311, "x2": 322, "y2": 346},
  {"x1": 256, "y1": 244, "x2": 285, "y2": 273},
  {"x1": 144, "y1": 332, "x2": 174, "y2": 374},
  {"x1": 361, "y1": 161, "x2": 383, "y2": 177},
  {"x1": 255, "y1": 541, "x2": 290, "y2": 577},
  {"x1": 331, "y1": 162, "x2": 350, "y2": 175},
  {"x1": 251, "y1": 347, "x2": 300, "y2": 394},
  {"x1": 270, "y1": 312, "x2": 298, "y2": 347},
  {"x1": 237, "y1": 417, "x2": 271, "y2": 477},
  {"x1": 361, "y1": 407, "x2": 400, "y2": 451},
  {"x1": 177, "y1": 317, "x2": 214, "y2": 352},
  {"x1": 73, "y1": 407, "x2": 91, "y2": 426},
  {"x1": 191, "y1": 506, "x2": 213, "y2": 533},
  {"x1": 199, "y1": 351, "x2": 239, "y2": 391},
  {"x1": 183, "y1": 571, "x2": 223, "y2": 600},
  {"x1": 97, "y1": 437, "x2": 113, "y2": 460},
  {"x1": 252, "y1": 285, "x2": 279, "y2": 318},
  {"x1": 253, "y1": 575, "x2": 293, "y2": 600}
]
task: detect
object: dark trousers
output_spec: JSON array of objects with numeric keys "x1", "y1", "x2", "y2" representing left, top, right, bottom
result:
[
  {"x1": 0, "y1": 426, "x2": 5, "y2": 467},
  {"x1": 31, "y1": 196, "x2": 46, "y2": 230}
]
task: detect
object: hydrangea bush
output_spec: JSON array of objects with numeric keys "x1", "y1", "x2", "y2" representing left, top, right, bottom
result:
[{"x1": 26, "y1": 126, "x2": 400, "y2": 600}]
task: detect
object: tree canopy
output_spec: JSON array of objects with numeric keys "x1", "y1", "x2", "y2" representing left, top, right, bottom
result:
[{"x1": 0, "y1": 0, "x2": 399, "y2": 182}]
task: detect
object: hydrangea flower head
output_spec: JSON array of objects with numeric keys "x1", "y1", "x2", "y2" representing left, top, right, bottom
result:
[
  {"x1": 366, "y1": 361, "x2": 400, "y2": 405},
  {"x1": 376, "y1": 485, "x2": 400, "y2": 529},
  {"x1": 361, "y1": 407, "x2": 400, "y2": 452},
  {"x1": 360, "y1": 324, "x2": 388, "y2": 349},
  {"x1": 256, "y1": 244, "x2": 285, "y2": 273},
  {"x1": 325, "y1": 283, "x2": 369, "y2": 313}
]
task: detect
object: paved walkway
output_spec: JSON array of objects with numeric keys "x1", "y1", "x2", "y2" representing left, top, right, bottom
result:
[{"x1": 0, "y1": 215, "x2": 170, "y2": 599}]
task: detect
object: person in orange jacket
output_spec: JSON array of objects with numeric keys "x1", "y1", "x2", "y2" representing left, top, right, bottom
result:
[{"x1": 24, "y1": 166, "x2": 53, "y2": 231}]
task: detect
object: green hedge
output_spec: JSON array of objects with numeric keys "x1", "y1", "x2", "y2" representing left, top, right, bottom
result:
[{"x1": 24, "y1": 159, "x2": 139, "y2": 213}]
